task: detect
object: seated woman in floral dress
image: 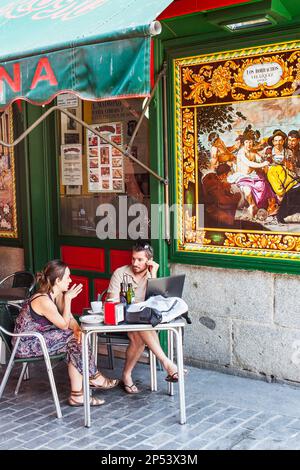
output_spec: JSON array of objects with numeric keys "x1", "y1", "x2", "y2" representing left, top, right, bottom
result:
[{"x1": 13, "y1": 259, "x2": 119, "y2": 406}]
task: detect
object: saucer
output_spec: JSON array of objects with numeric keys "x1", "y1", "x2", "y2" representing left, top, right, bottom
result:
[
  {"x1": 79, "y1": 314, "x2": 103, "y2": 324},
  {"x1": 87, "y1": 309, "x2": 103, "y2": 314}
]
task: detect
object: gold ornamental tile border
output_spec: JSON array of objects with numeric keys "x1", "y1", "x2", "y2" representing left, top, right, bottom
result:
[
  {"x1": 175, "y1": 60, "x2": 184, "y2": 247},
  {"x1": 0, "y1": 107, "x2": 17, "y2": 238},
  {"x1": 180, "y1": 49, "x2": 300, "y2": 107},
  {"x1": 184, "y1": 210, "x2": 211, "y2": 245},
  {"x1": 182, "y1": 108, "x2": 195, "y2": 189},
  {"x1": 179, "y1": 227, "x2": 300, "y2": 259},
  {"x1": 179, "y1": 243, "x2": 300, "y2": 260},
  {"x1": 180, "y1": 216, "x2": 300, "y2": 259},
  {"x1": 224, "y1": 232, "x2": 300, "y2": 251},
  {"x1": 175, "y1": 40, "x2": 300, "y2": 69}
]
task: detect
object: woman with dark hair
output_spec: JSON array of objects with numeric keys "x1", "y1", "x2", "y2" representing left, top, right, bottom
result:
[{"x1": 13, "y1": 259, "x2": 118, "y2": 407}]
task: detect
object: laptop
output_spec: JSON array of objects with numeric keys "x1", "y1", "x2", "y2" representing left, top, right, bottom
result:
[{"x1": 145, "y1": 274, "x2": 185, "y2": 299}]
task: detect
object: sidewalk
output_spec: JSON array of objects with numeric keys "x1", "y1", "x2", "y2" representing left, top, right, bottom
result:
[{"x1": 1, "y1": 356, "x2": 300, "y2": 450}]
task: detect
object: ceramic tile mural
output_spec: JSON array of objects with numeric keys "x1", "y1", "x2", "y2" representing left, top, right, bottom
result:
[{"x1": 175, "y1": 40, "x2": 300, "y2": 260}]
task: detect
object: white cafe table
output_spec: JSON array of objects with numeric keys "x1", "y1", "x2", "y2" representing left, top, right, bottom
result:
[{"x1": 81, "y1": 319, "x2": 186, "y2": 428}]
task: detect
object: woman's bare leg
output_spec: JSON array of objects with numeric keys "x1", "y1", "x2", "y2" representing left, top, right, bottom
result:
[
  {"x1": 68, "y1": 361, "x2": 83, "y2": 392},
  {"x1": 67, "y1": 362, "x2": 105, "y2": 406}
]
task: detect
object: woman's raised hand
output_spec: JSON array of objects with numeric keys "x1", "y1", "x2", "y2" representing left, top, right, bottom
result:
[{"x1": 65, "y1": 283, "x2": 83, "y2": 300}]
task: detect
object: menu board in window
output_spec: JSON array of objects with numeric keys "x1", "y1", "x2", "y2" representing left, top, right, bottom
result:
[
  {"x1": 60, "y1": 144, "x2": 83, "y2": 186},
  {"x1": 87, "y1": 122, "x2": 124, "y2": 192}
]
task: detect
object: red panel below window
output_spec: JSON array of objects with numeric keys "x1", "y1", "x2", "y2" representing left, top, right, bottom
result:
[
  {"x1": 94, "y1": 278, "x2": 110, "y2": 301},
  {"x1": 69, "y1": 275, "x2": 89, "y2": 315},
  {"x1": 61, "y1": 245, "x2": 105, "y2": 272},
  {"x1": 110, "y1": 249, "x2": 132, "y2": 273},
  {"x1": 158, "y1": 0, "x2": 251, "y2": 19}
]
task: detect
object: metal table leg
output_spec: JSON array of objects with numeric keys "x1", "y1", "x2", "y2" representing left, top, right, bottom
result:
[
  {"x1": 167, "y1": 329, "x2": 174, "y2": 396},
  {"x1": 174, "y1": 326, "x2": 186, "y2": 425},
  {"x1": 150, "y1": 350, "x2": 157, "y2": 391},
  {"x1": 82, "y1": 331, "x2": 91, "y2": 427}
]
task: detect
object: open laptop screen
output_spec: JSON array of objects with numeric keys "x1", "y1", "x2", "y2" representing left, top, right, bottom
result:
[{"x1": 145, "y1": 274, "x2": 185, "y2": 299}]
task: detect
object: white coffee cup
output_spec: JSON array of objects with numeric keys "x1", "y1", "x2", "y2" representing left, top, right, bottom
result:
[{"x1": 90, "y1": 301, "x2": 103, "y2": 313}]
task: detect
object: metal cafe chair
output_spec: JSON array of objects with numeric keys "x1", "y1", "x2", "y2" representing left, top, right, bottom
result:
[
  {"x1": 93, "y1": 288, "x2": 130, "y2": 369},
  {"x1": 0, "y1": 303, "x2": 65, "y2": 419},
  {"x1": 0, "y1": 271, "x2": 36, "y2": 298},
  {"x1": 92, "y1": 289, "x2": 161, "y2": 371}
]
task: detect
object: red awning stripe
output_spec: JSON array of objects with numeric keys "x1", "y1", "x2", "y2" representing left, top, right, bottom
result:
[{"x1": 158, "y1": 0, "x2": 253, "y2": 20}]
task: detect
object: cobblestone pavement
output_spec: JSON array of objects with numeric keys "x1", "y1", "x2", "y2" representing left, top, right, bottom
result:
[{"x1": 1, "y1": 356, "x2": 300, "y2": 450}]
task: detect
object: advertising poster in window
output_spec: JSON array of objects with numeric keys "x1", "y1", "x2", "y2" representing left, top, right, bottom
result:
[
  {"x1": 59, "y1": 94, "x2": 82, "y2": 145},
  {"x1": 0, "y1": 108, "x2": 17, "y2": 238},
  {"x1": 87, "y1": 122, "x2": 124, "y2": 192},
  {"x1": 91, "y1": 99, "x2": 150, "y2": 201},
  {"x1": 175, "y1": 40, "x2": 300, "y2": 261},
  {"x1": 61, "y1": 144, "x2": 83, "y2": 186}
]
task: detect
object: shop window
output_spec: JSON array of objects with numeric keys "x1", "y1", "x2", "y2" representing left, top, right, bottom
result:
[{"x1": 57, "y1": 97, "x2": 150, "y2": 238}]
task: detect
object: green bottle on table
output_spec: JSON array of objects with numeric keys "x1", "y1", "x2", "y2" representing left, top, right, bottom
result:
[{"x1": 126, "y1": 283, "x2": 135, "y2": 305}]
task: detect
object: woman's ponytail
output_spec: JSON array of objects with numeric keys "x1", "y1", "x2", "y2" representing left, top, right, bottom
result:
[{"x1": 36, "y1": 260, "x2": 67, "y2": 293}]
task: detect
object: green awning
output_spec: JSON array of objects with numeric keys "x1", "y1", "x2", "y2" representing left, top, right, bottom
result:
[{"x1": 0, "y1": 0, "x2": 173, "y2": 108}]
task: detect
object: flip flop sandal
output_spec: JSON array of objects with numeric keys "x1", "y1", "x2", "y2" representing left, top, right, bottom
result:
[
  {"x1": 119, "y1": 380, "x2": 140, "y2": 394},
  {"x1": 68, "y1": 390, "x2": 105, "y2": 407},
  {"x1": 165, "y1": 369, "x2": 188, "y2": 383},
  {"x1": 165, "y1": 372, "x2": 179, "y2": 383}
]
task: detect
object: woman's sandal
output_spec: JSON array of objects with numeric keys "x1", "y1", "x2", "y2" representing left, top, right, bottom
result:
[
  {"x1": 119, "y1": 380, "x2": 140, "y2": 394},
  {"x1": 89, "y1": 371, "x2": 119, "y2": 390},
  {"x1": 68, "y1": 390, "x2": 105, "y2": 407}
]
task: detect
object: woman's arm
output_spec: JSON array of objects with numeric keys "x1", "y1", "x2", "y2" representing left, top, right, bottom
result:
[
  {"x1": 56, "y1": 289, "x2": 83, "y2": 342},
  {"x1": 31, "y1": 284, "x2": 83, "y2": 330},
  {"x1": 30, "y1": 295, "x2": 71, "y2": 330}
]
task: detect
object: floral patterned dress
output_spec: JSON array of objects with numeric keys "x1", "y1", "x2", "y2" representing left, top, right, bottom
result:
[{"x1": 12, "y1": 294, "x2": 97, "y2": 377}]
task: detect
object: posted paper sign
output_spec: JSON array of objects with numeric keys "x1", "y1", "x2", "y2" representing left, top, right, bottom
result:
[
  {"x1": 57, "y1": 93, "x2": 79, "y2": 108},
  {"x1": 61, "y1": 144, "x2": 83, "y2": 186}
]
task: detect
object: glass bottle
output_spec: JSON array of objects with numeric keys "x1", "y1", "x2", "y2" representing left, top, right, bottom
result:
[
  {"x1": 126, "y1": 283, "x2": 135, "y2": 305},
  {"x1": 119, "y1": 282, "x2": 127, "y2": 305}
]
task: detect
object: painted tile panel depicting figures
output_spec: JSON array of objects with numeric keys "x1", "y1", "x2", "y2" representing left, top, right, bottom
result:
[
  {"x1": 0, "y1": 107, "x2": 17, "y2": 238},
  {"x1": 175, "y1": 40, "x2": 300, "y2": 260}
]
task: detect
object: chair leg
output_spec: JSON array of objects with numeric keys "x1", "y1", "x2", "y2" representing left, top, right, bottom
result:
[
  {"x1": 43, "y1": 354, "x2": 62, "y2": 419},
  {"x1": 15, "y1": 362, "x2": 28, "y2": 395},
  {"x1": 149, "y1": 350, "x2": 157, "y2": 392},
  {"x1": 0, "y1": 355, "x2": 16, "y2": 399},
  {"x1": 0, "y1": 337, "x2": 6, "y2": 365},
  {"x1": 167, "y1": 330, "x2": 174, "y2": 396},
  {"x1": 106, "y1": 337, "x2": 114, "y2": 370},
  {"x1": 35, "y1": 338, "x2": 62, "y2": 420},
  {"x1": 24, "y1": 364, "x2": 30, "y2": 380}
]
